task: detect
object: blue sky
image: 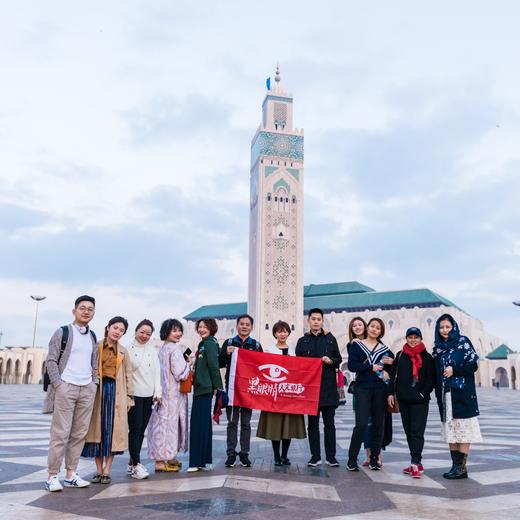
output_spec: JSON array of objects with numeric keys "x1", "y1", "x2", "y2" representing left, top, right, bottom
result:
[{"x1": 1, "y1": 1, "x2": 519, "y2": 348}]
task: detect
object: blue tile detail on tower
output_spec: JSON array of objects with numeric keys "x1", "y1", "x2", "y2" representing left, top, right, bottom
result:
[
  {"x1": 264, "y1": 166, "x2": 278, "y2": 177},
  {"x1": 251, "y1": 131, "x2": 304, "y2": 165},
  {"x1": 287, "y1": 168, "x2": 300, "y2": 181}
]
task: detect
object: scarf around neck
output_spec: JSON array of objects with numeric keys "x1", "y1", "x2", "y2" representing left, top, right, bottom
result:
[{"x1": 402, "y1": 342, "x2": 425, "y2": 382}]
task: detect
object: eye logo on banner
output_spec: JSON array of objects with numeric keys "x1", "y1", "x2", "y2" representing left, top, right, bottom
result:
[
  {"x1": 258, "y1": 363, "x2": 289, "y2": 382},
  {"x1": 228, "y1": 349, "x2": 323, "y2": 415}
]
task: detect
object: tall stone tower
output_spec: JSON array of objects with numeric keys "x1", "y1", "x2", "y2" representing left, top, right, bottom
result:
[{"x1": 248, "y1": 67, "x2": 304, "y2": 350}]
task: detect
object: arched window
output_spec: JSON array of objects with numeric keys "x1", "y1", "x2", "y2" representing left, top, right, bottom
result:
[
  {"x1": 267, "y1": 193, "x2": 271, "y2": 201},
  {"x1": 265, "y1": 323, "x2": 269, "y2": 330},
  {"x1": 292, "y1": 196, "x2": 296, "y2": 203}
]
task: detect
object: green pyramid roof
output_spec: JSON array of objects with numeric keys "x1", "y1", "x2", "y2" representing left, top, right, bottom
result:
[{"x1": 486, "y1": 344, "x2": 515, "y2": 360}]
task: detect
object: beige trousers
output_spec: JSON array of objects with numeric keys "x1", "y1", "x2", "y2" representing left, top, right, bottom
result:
[{"x1": 47, "y1": 381, "x2": 97, "y2": 474}]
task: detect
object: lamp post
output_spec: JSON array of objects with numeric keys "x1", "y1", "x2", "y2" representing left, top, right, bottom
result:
[{"x1": 30, "y1": 295, "x2": 47, "y2": 349}]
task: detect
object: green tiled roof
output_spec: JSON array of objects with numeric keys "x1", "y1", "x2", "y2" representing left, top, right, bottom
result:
[
  {"x1": 303, "y1": 281, "x2": 375, "y2": 297},
  {"x1": 184, "y1": 283, "x2": 462, "y2": 321},
  {"x1": 184, "y1": 302, "x2": 247, "y2": 321},
  {"x1": 486, "y1": 344, "x2": 514, "y2": 360}
]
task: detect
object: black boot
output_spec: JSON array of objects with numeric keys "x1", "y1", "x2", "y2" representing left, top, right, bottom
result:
[
  {"x1": 442, "y1": 450, "x2": 457, "y2": 478},
  {"x1": 443, "y1": 451, "x2": 468, "y2": 479}
]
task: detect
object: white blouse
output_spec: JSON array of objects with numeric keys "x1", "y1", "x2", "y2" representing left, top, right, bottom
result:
[{"x1": 127, "y1": 339, "x2": 162, "y2": 398}]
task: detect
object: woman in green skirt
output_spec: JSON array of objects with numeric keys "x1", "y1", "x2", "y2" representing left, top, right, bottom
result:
[{"x1": 256, "y1": 321, "x2": 306, "y2": 465}]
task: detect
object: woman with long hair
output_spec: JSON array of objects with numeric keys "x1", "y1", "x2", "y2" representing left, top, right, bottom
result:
[
  {"x1": 346, "y1": 317, "x2": 394, "y2": 471},
  {"x1": 82, "y1": 317, "x2": 133, "y2": 484},
  {"x1": 127, "y1": 319, "x2": 161, "y2": 479},
  {"x1": 147, "y1": 319, "x2": 191, "y2": 473},
  {"x1": 187, "y1": 318, "x2": 222, "y2": 472},
  {"x1": 257, "y1": 321, "x2": 306, "y2": 465},
  {"x1": 432, "y1": 313, "x2": 481, "y2": 479}
]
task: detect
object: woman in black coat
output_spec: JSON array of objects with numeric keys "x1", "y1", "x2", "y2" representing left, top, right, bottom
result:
[{"x1": 388, "y1": 327, "x2": 434, "y2": 479}]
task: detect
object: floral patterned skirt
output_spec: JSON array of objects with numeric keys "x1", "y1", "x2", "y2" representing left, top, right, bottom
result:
[{"x1": 441, "y1": 394, "x2": 482, "y2": 444}]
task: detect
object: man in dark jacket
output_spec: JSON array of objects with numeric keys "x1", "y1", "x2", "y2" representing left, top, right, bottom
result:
[
  {"x1": 295, "y1": 308, "x2": 342, "y2": 467},
  {"x1": 219, "y1": 314, "x2": 263, "y2": 468}
]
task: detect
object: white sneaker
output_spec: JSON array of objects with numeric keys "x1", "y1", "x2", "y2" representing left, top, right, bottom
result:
[
  {"x1": 127, "y1": 464, "x2": 133, "y2": 475},
  {"x1": 63, "y1": 473, "x2": 90, "y2": 488},
  {"x1": 186, "y1": 467, "x2": 202, "y2": 473},
  {"x1": 131, "y1": 463, "x2": 149, "y2": 480},
  {"x1": 202, "y1": 464, "x2": 213, "y2": 471},
  {"x1": 45, "y1": 475, "x2": 63, "y2": 492}
]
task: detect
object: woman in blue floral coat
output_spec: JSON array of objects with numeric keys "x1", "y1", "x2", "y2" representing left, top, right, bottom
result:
[{"x1": 432, "y1": 313, "x2": 482, "y2": 480}]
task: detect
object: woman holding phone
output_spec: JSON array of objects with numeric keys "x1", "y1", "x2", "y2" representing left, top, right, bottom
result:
[
  {"x1": 147, "y1": 319, "x2": 191, "y2": 473},
  {"x1": 346, "y1": 317, "x2": 394, "y2": 471}
]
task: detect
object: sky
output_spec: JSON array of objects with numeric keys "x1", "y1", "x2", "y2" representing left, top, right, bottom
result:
[{"x1": 1, "y1": 1, "x2": 519, "y2": 349}]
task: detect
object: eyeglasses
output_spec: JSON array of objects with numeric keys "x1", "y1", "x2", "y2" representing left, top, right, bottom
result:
[{"x1": 77, "y1": 306, "x2": 95, "y2": 313}]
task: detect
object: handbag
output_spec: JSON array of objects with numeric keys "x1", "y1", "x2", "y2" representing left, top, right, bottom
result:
[
  {"x1": 387, "y1": 352, "x2": 400, "y2": 413},
  {"x1": 180, "y1": 371, "x2": 193, "y2": 394},
  {"x1": 170, "y1": 351, "x2": 193, "y2": 394}
]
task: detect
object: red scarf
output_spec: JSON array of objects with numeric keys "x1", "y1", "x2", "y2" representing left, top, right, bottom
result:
[{"x1": 402, "y1": 342, "x2": 425, "y2": 382}]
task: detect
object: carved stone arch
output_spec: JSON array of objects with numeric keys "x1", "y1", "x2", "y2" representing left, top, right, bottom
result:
[
  {"x1": 383, "y1": 311, "x2": 400, "y2": 330},
  {"x1": 420, "y1": 311, "x2": 437, "y2": 330}
]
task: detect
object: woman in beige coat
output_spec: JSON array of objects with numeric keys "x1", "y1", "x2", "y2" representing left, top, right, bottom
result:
[{"x1": 82, "y1": 317, "x2": 134, "y2": 484}]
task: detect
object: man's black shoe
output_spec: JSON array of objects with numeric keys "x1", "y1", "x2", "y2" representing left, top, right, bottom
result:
[
  {"x1": 239, "y1": 453, "x2": 252, "y2": 467},
  {"x1": 369, "y1": 459, "x2": 382, "y2": 471},
  {"x1": 307, "y1": 456, "x2": 322, "y2": 467},
  {"x1": 326, "y1": 457, "x2": 340, "y2": 467},
  {"x1": 224, "y1": 454, "x2": 236, "y2": 468},
  {"x1": 274, "y1": 456, "x2": 282, "y2": 466},
  {"x1": 281, "y1": 457, "x2": 291, "y2": 466},
  {"x1": 346, "y1": 460, "x2": 359, "y2": 472}
]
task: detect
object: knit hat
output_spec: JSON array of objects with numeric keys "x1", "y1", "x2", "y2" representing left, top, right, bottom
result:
[{"x1": 405, "y1": 327, "x2": 423, "y2": 339}]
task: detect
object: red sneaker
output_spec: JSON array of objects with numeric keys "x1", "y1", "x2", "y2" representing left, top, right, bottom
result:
[
  {"x1": 403, "y1": 464, "x2": 424, "y2": 474},
  {"x1": 410, "y1": 464, "x2": 421, "y2": 478}
]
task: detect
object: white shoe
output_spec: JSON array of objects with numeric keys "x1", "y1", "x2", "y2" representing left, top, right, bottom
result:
[
  {"x1": 186, "y1": 467, "x2": 202, "y2": 473},
  {"x1": 63, "y1": 473, "x2": 90, "y2": 488},
  {"x1": 127, "y1": 464, "x2": 133, "y2": 475},
  {"x1": 131, "y1": 463, "x2": 149, "y2": 480},
  {"x1": 45, "y1": 475, "x2": 63, "y2": 492},
  {"x1": 202, "y1": 464, "x2": 213, "y2": 471}
]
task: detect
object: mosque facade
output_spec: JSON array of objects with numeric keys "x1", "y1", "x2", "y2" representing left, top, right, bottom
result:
[{"x1": 185, "y1": 70, "x2": 518, "y2": 390}]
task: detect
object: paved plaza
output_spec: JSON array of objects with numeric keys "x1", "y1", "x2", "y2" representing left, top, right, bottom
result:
[{"x1": 1, "y1": 386, "x2": 520, "y2": 519}]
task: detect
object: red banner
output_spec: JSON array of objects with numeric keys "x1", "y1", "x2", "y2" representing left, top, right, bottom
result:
[{"x1": 228, "y1": 349, "x2": 323, "y2": 415}]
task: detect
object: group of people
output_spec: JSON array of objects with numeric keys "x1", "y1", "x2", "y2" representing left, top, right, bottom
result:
[{"x1": 43, "y1": 295, "x2": 482, "y2": 492}]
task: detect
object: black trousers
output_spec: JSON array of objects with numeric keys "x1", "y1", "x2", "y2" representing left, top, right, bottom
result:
[
  {"x1": 348, "y1": 386, "x2": 387, "y2": 461},
  {"x1": 189, "y1": 394, "x2": 213, "y2": 468},
  {"x1": 127, "y1": 396, "x2": 153, "y2": 465},
  {"x1": 399, "y1": 401, "x2": 429, "y2": 464},
  {"x1": 226, "y1": 406, "x2": 253, "y2": 456},
  {"x1": 307, "y1": 406, "x2": 336, "y2": 460}
]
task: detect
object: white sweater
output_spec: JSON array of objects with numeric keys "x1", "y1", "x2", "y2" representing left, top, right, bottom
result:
[{"x1": 127, "y1": 339, "x2": 162, "y2": 398}]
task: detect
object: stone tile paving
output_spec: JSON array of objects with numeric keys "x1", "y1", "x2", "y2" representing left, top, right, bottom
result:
[{"x1": 1, "y1": 385, "x2": 520, "y2": 519}]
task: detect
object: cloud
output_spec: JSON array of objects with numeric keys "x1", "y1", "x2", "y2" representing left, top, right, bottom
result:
[{"x1": 1, "y1": 1, "x2": 520, "y2": 350}]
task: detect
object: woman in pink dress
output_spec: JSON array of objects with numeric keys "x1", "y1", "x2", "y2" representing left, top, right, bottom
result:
[{"x1": 147, "y1": 319, "x2": 191, "y2": 472}]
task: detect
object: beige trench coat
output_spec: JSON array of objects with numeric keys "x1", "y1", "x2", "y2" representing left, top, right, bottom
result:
[{"x1": 84, "y1": 342, "x2": 134, "y2": 452}]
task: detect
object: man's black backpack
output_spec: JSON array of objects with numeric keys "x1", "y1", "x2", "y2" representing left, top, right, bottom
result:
[{"x1": 42, "y1": 326, "x2": 97, "y2": 392}]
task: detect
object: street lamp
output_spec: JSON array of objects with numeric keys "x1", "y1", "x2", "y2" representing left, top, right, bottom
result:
[{"x1": 30, "y1": 295, "x2": 47, "y2": 349}]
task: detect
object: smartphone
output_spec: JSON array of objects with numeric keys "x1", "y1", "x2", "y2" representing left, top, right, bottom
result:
[{"x1": 183, "y1": 348, "x2": 192, "y2": 360}]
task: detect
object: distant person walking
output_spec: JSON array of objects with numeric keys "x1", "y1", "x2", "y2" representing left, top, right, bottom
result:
[
  {"x1": 43, "y1": 295, "x2": 99, "y2": 492},
  {"x1": 387, "y1": 327, "x2": 435, "y2": 479},
  {"x1": 295, "y1": 308, "x2": 342, "y2": 468},
  {"x1": 82, "y1": 317, "x2": 134, "y2": 485},
  {"x1": 188, "y1": 318, "x2": 223, "y2": 472},
  {"x1": 219, "y1": 314, "x2": 263, "y2": 468},
  {"x1": 347, "y1": 317, "x2": 394, "y2": 472},
  {"x1": 147, "y1": 319, "x2": 191, "y2": 473},
  {"x1": 126, "y1": 319, "x2": 161, "y2": 479},
  {"x1": 257, "y1": 321, "x2": 306, "y2": 465},
  {"x1": 432, "y1": 313, "x2": 482, "y2": 479}
]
